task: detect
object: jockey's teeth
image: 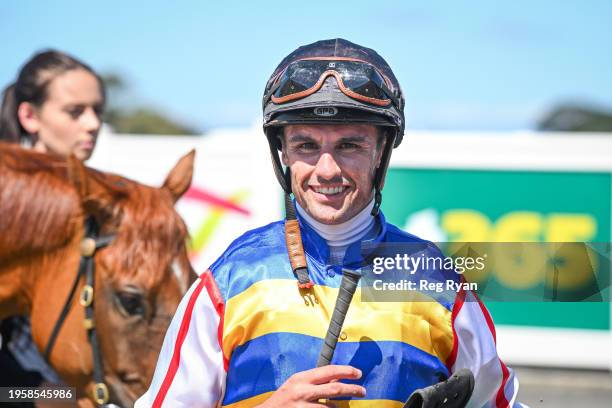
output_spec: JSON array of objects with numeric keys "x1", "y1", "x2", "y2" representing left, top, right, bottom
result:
[{"x1": 314, "y1": 186, "x2": 345, "y2": 195}]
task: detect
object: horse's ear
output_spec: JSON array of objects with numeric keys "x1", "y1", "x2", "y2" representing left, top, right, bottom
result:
[
  {"x1": 162, "y1": 150, "x2": 195, "y2": 202},
  {"x1": 66, "y1": 155, "x2": 120, "y2": 219}
]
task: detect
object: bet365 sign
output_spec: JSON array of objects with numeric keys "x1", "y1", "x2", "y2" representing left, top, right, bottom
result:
[{"x1": 382, "y1": 168, "x2": 611, "y2": 330}]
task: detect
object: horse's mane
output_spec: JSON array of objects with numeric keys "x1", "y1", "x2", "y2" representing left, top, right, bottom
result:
[
  {"x1": 0, "y1": 143, "x2": 81, "y2": 260},
  {"x1": 0, "y1": 142, "x2": 188, "y2": 288}
]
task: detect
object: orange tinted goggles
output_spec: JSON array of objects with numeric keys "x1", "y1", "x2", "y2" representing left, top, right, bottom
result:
[{"x1": 264, "y1": 57, "x2": 401, "y2": 109}]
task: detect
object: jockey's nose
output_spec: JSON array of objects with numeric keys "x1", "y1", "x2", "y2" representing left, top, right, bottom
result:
[{"x1": 314, "y1": 152, "x2": 341, "y2": 181}]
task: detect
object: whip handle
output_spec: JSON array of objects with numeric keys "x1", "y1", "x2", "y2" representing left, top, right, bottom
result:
[{"x1": 316, "y1": 268, "x2": 361, "y2": 367}]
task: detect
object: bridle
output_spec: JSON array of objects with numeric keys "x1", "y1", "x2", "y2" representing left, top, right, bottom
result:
[{"x1": 43, "y1": 216, "x2": 116, "y2": 406}]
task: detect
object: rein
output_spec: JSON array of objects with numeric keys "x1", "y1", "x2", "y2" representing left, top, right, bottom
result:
[{"x1": 43, "y1": 216, "x2": 116, "y2": 406}]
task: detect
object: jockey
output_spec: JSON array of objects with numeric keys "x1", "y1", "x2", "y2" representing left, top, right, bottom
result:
[{"x1": 136, "y1": 38, "x2": 523, "y2": 407}]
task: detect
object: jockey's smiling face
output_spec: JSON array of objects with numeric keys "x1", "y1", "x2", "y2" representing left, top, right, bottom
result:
[{"x1": 281, "y1": 124, "x2": 385, "y2": 225}]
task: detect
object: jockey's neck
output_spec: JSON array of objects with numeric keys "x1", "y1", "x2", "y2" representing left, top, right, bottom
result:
[{"x1": 295, "y1": 199, "x2": 376, "y2": 248}]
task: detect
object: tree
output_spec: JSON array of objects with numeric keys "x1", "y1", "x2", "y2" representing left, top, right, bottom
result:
[
  {"x1": 109, "y1": 108, "x2": 198, "y2": 135},
  {"x1": 537, "y1": 104, "x2": 612, "y2": 132},
  {"x1": 101, "y1": 73, "x2": 199, "y2": 135}
]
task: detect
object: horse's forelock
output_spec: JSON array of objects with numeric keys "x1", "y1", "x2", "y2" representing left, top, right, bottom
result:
[{"x1": 100, "y1": 183, "x2": 189, "y2": 289}]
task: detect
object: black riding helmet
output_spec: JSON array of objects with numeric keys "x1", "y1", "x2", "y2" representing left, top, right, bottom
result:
[
  {"x1": 262, "y1": 39, "x2": 406, "y2": 288},
  {"x1": 262, "y1": 38, "x2": 405, "y2": 215}
]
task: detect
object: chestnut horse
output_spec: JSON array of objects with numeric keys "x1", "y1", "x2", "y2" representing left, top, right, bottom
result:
[{"x1": 0, "y1": 142, "x2": 196, "y2": 407}]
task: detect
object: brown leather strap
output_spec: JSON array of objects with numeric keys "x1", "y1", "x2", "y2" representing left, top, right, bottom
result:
[
  {"x1": 285, "y1": 219, "x2": 307, "y2": 270},
  {"x1": 284, "y1": 196, "x2": 313, "y2": 288}
]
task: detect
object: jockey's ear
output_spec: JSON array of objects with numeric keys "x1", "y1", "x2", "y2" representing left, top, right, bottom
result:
[
  {"x1": 66, "y1": 154, "x2": 126, "y2": 225},
  {"x1": 162, "y1": 149, "x2": 195, "y2": 203}
]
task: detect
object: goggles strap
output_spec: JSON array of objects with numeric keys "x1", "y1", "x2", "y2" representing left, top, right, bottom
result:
[
  {"x1": 381, "y1": 82, "x2": 402, "y2": 110},
  {"x1": 262, "y1": 80, "x2": 282, "y2": 109}
]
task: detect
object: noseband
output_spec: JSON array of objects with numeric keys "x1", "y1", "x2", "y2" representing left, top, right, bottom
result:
[{"x1": 43, "y1": 216, "x2": 116, "y2": 406}]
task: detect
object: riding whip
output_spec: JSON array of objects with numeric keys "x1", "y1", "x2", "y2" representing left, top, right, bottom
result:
[{"x1": 316, "y1": 268, "x2": 361, "y2": 367}]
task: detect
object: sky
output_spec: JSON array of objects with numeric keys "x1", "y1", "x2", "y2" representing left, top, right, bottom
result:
[{"x1": 1, "y1": 0, "x2": 611, "y2": 132}]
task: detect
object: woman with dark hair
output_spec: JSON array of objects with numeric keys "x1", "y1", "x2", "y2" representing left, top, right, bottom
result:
[
  {"x1": 0, "y1": 49, "x2": 105, "y2": 160},
  {"x1": 0, "y1": 50, "x2": 106, "y2": 394}
]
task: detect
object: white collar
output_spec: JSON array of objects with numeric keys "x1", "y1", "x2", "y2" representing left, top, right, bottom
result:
[{"x1": 295, "y1": 199, "x2": 375, "y2": 247}]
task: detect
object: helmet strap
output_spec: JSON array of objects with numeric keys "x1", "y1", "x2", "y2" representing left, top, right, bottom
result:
[
  {"x1": 284, "y1": 192, "x2": 313, "y2": 288},
  {"x1": 371, "y1": 188, "x2": 382, "y2": 216},
  {"x1": 265, "y1": 129, "x2": 312, "y2": 287},
  {"x1": 370, "y1": 131, "x2": 397, "y2": 216},
  {"x1": 267, "y1": 129, "x2": 292, "y2": 193}
]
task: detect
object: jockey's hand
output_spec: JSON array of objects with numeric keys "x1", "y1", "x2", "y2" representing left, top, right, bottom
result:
[{"x1": 256, "y1": 365, "x2": 366, "y2": 407}]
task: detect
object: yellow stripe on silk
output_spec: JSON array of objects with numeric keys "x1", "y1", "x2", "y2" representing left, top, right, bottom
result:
[
  {"x1": 222, "y1": 391, "x2": 405, "y2": 408},
  {"x1": 222, "y1": 279, "x2": 453, "y2": 363}
]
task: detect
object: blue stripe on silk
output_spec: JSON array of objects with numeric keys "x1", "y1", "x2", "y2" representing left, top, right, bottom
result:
[{"x1": 222, "y1": 332, "x2": 450, "y2": 405}]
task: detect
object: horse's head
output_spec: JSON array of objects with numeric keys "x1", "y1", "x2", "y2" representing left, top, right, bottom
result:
[{"x1": 42, "y1": 151, "x2": 197, "y2": 406}]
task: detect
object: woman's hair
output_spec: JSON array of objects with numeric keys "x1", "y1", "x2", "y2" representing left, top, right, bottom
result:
[{"x1": 0, "y1": 50, "x2": 105, "y2": 144}]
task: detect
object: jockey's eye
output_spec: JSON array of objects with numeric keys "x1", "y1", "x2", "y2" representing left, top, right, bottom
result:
[
  {"x1": 116, "y1": 291, "x2": 145, "y2": 317},
  {"x1": 293, "y1": 142, "x2": 318, "y2": 153},
  {"x1": 338, "y1": 142, "x2": 360, "y2": 151}
]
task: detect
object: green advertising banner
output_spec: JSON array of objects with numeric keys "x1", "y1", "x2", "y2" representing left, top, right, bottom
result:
[{"x1": 382, "y1": 168, "x2": 612, "y2": 330}]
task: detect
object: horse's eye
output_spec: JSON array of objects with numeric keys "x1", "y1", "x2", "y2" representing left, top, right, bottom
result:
[{"x1": 116, "y1": 292, "x2": 145, "y2": 317}]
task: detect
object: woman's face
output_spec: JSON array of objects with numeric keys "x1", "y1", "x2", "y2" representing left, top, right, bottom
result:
[{"x1": 21, "y1": 68, "x2": 104, "y2": 161}]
